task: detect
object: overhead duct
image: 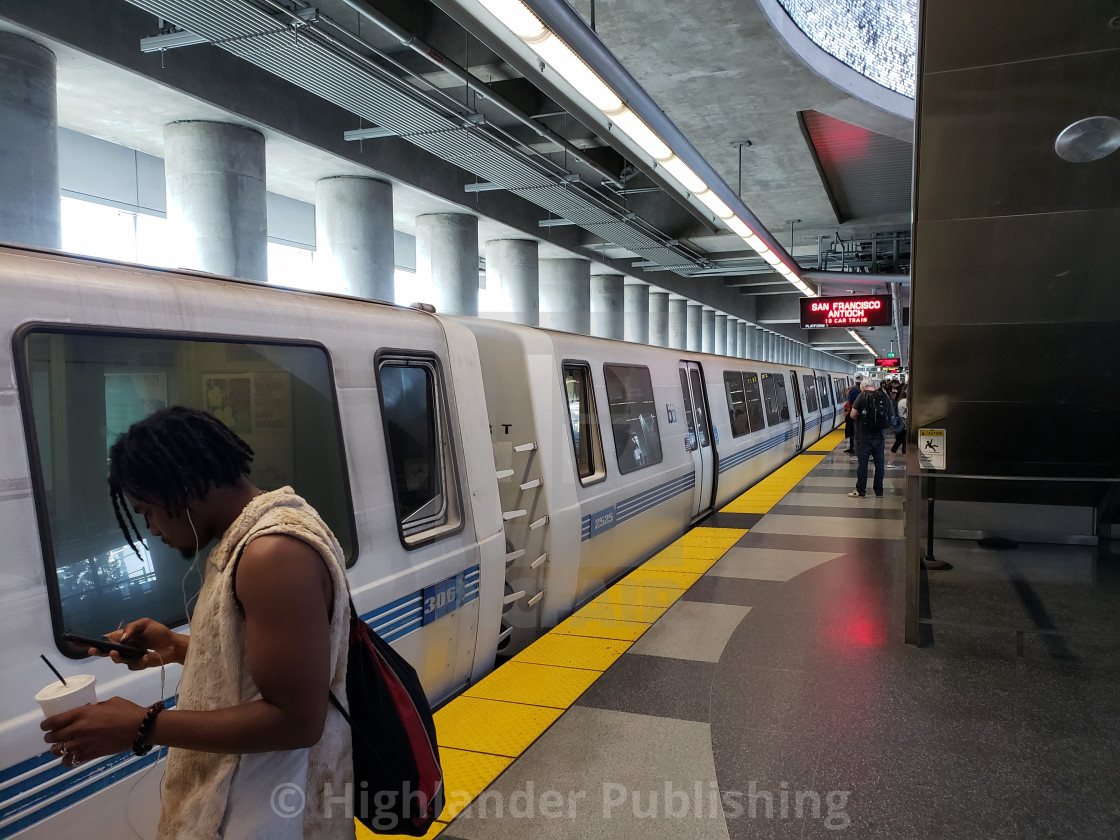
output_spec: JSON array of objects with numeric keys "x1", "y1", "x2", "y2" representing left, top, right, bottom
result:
[{"x1": 121, "y1": 0, "x2": 712, "y2": 274}]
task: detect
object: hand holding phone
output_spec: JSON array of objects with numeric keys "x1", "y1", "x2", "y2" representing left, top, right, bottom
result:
[{"x1": 62, "y1": 633, "x2": 147, "y2": 660}]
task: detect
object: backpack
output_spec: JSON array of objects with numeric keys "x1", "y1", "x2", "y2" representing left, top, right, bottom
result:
[
  {"x1": 890, "y1": 412, "x2": 906, "y2": 435},
  {"x1": 862, "y1": 391, "x2": 892, "y2": 432},
  {"x1": 330, "y1": 598, "x2": 444, "y2": 835}
]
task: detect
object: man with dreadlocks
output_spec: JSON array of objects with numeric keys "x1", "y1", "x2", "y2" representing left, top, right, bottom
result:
[{"x1": 40, "y1": 406, "x2": 355, "y2": 839}]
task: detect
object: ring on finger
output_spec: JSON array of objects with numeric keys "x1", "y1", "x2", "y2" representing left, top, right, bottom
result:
[{"x1": 59, "y1": 743, "x2": 69, "y2": 758}]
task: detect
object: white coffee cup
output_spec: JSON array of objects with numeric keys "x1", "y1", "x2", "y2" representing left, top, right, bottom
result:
[{"x1": 35, "y1": 674, "x2": 97, "y2": 718}]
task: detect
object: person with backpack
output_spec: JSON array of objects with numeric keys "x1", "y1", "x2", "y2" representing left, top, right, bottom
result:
[
  {"x1": 843, "y1": 375, "x2": 863, "y2": 454},
  {"x1": 848, "y1": 378, "x2": 894, "y2": 498},
  {"x1": 41, "y1": 407, "x2": 357, "y2": 838}
]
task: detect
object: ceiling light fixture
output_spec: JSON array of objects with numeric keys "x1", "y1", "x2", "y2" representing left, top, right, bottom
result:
[
  {"x1": 847, "y1": 329, "x2": 876, "y2": 356},
  {"x1": 473, "y1": 0, "x2": 814, "y2": 296}
]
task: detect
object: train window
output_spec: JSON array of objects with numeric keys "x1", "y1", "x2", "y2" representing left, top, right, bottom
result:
[
  {"x1": 743, "y1": 373, "x2": 766, "y2": 431},
  {"x1": 802, "y1": 375, "x2": 819, "y2": 412},
  {"x1": 603, "y1": 364, "x2": 663, "y2": 474},
  {"x1": 761, "y1": 372, "x2": 790, "y2": 425},
  {"x1": 724, "y1": 372, "x2": 749, "y2": 437},
  {"x1": 377, "y1": 355, "x2": 462, "y2": 547},
  {"x1": 818, "y1": 376, "x2": 831, "y2": 407},
  {"x1": 18, "y1": 328, "x2": 356, "y2": 648},
  {"x1": 563, "y1": 362, "x2": 606, "y2": 485}
]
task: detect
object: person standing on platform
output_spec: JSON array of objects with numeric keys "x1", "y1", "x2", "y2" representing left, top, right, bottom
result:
[
  {"x1": 888, "y1": 384, "x2": 908, "y2": 468},
  {"x1": 40, "y1": 407, "x2": 356, "y2": 839},
  {"x1": 849, "y1": 378, "x2": 894, "y2": 498},
  {"x1": 843, "y1": 374, "x2": 863, "y2": 455}
]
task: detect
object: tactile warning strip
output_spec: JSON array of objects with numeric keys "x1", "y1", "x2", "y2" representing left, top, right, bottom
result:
[
  {"x1": 375, "y1": 446, "x2": 837, "y2": 839},
  {"x1": 806, "y1": 429, "x2": 847, "y2": 453}
]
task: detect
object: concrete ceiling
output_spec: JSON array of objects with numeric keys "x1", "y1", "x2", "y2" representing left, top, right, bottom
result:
[{"x1": 0, "y1": 0, "x2": 916, "y2": 363}]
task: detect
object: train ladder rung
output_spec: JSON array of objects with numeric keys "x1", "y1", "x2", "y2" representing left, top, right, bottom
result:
[
  {"x1": 529, "y1": 515, "x2": 549, "y2": 530},
  {"x1": 519, "y1": 478, "x2": 542, "y2": 490},
  {"x1": 526, "y1": 590, "x2": 545, "y2": 608},
  {"x1": 505, "y1": 549, "x2": 526, "y2": 566},
  {"x1": 495, "y1": 469, "x2": 515, "y2": 480},
  {"x1": 514, "y1": 442, "x2": 537, "y2": 452},
  {"x1": 530, "y1": 553, "x2": 548, "y2": 570},
  {"x1": 503, "y1": 590, "x2": 527, "y2": 605},
  {"x1": 502, "y1": 509, "x2": 527, "y2": 521}
]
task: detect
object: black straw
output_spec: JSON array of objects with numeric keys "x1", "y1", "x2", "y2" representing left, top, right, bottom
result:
[{"x1": 40, "y1": 654, "x2": 67, "y2": 686}]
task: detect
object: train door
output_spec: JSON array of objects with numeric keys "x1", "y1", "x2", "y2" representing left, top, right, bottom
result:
[
  {"x1": 679, "y1": 361, "x2": 715, "y2": 517},
  {"x1": 788, "y1": 370, "x2": 805, "y2": 450}
]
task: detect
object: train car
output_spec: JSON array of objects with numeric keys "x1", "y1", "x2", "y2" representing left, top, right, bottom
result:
[
  {"x1": 0, "y1": 246, "x2": 505, "y2": 837},
  {"x1": 0, "y1": 244, "x2": 852, "y2": 836},
  {"x1": 454, "y1": 319, "x2": 851, "y2": 652}
]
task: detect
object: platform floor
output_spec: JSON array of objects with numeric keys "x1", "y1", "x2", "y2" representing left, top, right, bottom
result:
[{"x1": 386, "y1": 431, "x2": 1120, "y2": 840}]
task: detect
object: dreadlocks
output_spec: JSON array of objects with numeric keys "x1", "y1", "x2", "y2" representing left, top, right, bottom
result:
[{"x1": 108, "y1": 406, "x2": 254, "y2": 558}]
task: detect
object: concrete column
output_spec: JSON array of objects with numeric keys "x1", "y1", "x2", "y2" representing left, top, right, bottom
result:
[
  {"x1": 540, "y1": 258, "x2": 590, "y2": 334},
  {"x1": 668, "y1": 298, "x2": 688, "y2": 350},
  {"x1": 0, "y1": 34, "x2": 59, "y2": 249},
  {"x1": 314, "y1": 176, "x2": 393, "y2": 300},
  {"x1": 725, "y1": 318, "x2": 737, "y2": 357},
  {"x1": 649, "y1": 291, "x2": 670, "y2": 347},
  {"x1": 701, "y1": 308, "x2": 716, "y2": 354},
  {"x1": 485, "y1": 239, "x2": 538, "y2": 325},
  {"x1": 590, "y1": 273, "x2": 625, "y2": 340},
  {"x1": 765, "y1": 333, "x2": 775, "y2": 362},
  {"x1": 686, "y1": 303, "x2": 703, "y2": 352},
  {"x1": 625, "y1": 283, "x2": 650, "y2": 344},
  {"x1": 164, "y1": 121, "x2": 267, "y2": 282},
  {"x1": 739, "y1": 322, "x2": 750, "y2": 359},
  {"x1": 417, "y1": 213, "x2": 479, "y2": 316},
  {"x1": 715, "y1": 314, "x2": 727, "y2": 355}
]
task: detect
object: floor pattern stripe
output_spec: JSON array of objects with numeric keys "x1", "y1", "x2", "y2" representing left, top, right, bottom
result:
[{"x1": 372, "y1": 439, "x2": 837, "y2": 838}]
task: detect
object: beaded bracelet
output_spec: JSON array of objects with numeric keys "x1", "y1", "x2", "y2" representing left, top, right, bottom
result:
[{"x1": 132, "y1": 701, "x2": 165, "y2": 756}]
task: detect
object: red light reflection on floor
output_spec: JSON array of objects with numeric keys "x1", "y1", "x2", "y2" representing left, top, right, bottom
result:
[{"x1": 847, "y1": 616, "x2": 887, "y2": 647}]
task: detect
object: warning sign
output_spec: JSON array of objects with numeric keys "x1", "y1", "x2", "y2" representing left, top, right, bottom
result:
[{"x1": 917, "y1": 428, "x2": 946, "y2": 470}]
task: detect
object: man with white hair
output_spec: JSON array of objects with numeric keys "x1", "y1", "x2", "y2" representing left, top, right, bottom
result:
[{"x1": 848, "y1": 377, "x2": 894, "y2": 498}]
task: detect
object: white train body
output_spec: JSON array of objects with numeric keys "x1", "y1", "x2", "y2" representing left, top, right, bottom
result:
[{"x1": 0, "y1": 246, "x2": 853, "y2": 837}]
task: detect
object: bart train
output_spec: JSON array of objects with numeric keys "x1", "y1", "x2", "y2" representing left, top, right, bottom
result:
[{"x1": 0, "y1": 245, "x2": 854, "y2": 837}]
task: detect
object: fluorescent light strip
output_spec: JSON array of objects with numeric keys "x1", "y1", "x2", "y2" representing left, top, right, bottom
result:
[
  {"x1": 477, "y1": 0, "x2": 811, "y2": 295},
  {"x1": 847, "y1": 329, "x2": 876, "y2": 356}
]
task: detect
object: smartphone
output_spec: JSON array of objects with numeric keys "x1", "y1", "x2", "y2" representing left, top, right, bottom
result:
[{"x1": 62, "y1": 633, "x2": 147, "y2": 660}]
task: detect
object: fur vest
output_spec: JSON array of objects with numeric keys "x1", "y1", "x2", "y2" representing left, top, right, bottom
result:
[{"x1": 157, "y1": 487, "x2": 354, "y2": 839}]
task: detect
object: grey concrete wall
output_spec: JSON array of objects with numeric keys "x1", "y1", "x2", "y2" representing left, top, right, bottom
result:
[
  {"x1": 590, "y1": 273, "x2": 625, "y2": 340},
  {"x1": 0, "y1": 33, "x2": 59, "y2": 249},
  {"x1": 624, "y1": 283, "x2": 649, "y2": 344},
  {"x1": 485, "y1": 239, "x2": 539, "y2": 325},
  {"x1": 540, "y1": 258, "x2": 590, "y2": 334},
  {"x1": 315, "y1": 176, "x2": 393, "y2": 301},
  {"x1": 164, "y1": 120, "x2": 267, "y2": 282},
  {"x1": 417, "y1": 212, "x2": 479, "y2": 316}
]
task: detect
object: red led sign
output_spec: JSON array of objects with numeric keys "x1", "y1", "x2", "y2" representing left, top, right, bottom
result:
[
  {"x1": 875, "y1": 358, "x2": 900, "y2": 367},
  {"x1": 800, "y1": 295, "x2": 893, "y2": 329}
]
